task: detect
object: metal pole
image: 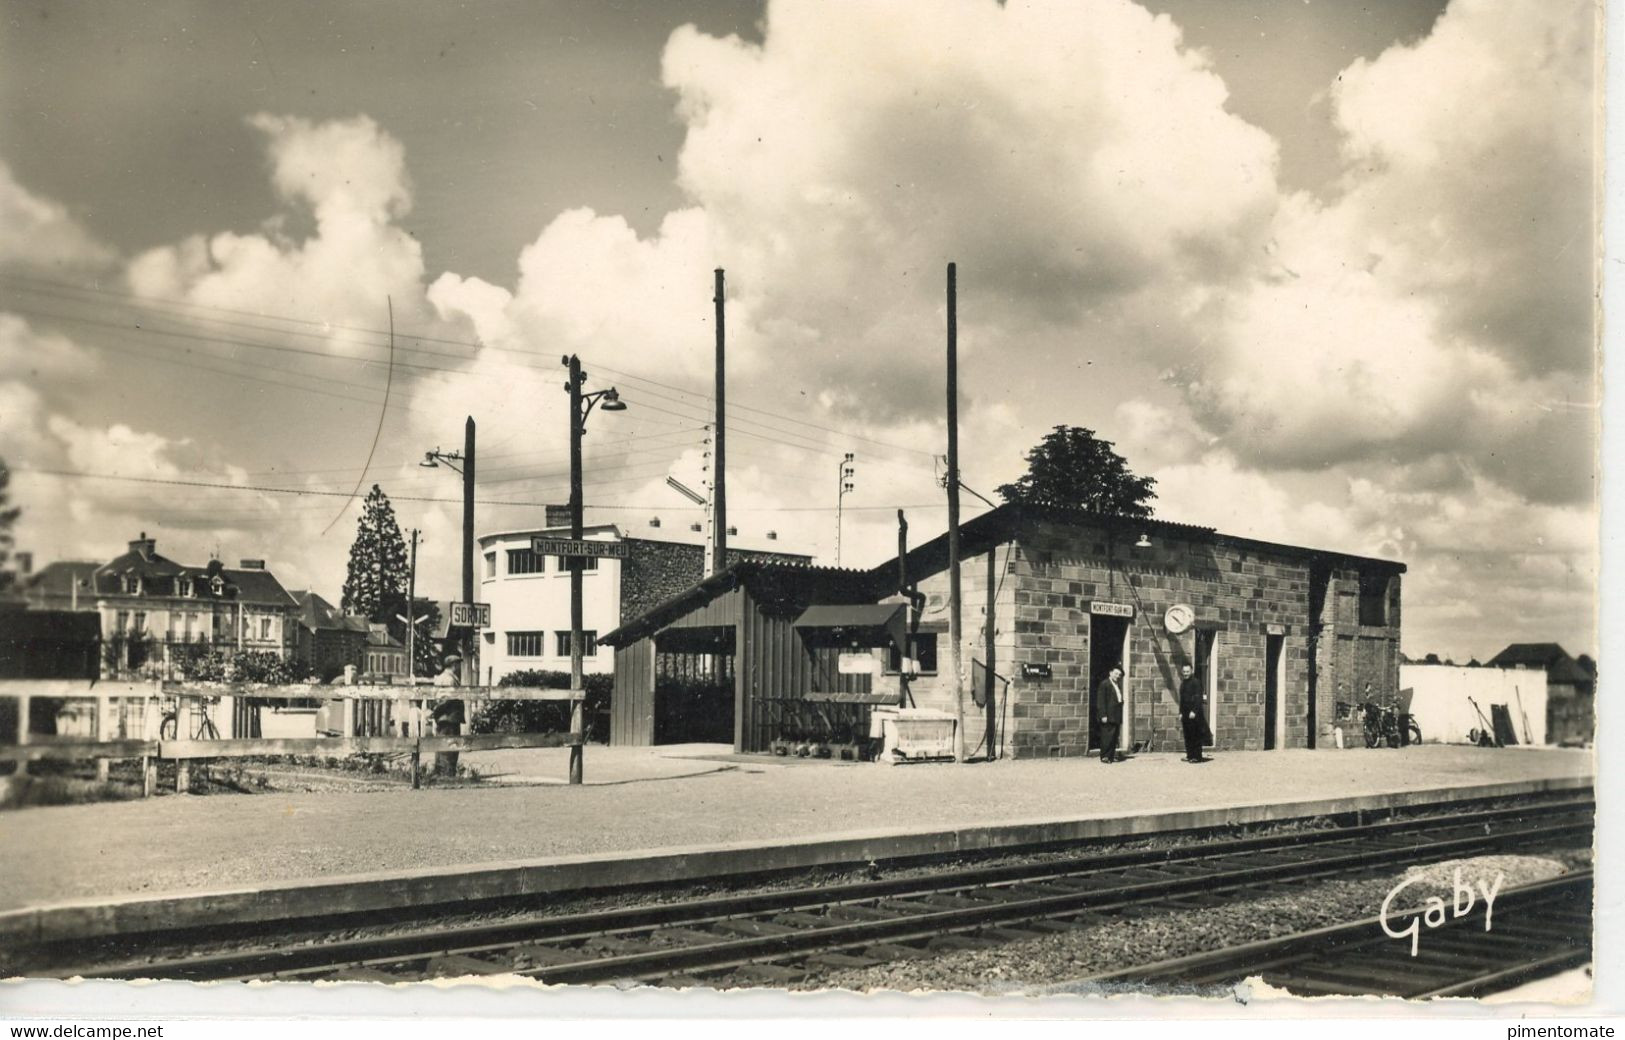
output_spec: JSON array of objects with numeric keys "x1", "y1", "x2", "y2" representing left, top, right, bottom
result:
[
  {"x1": 897, "y1": 509, "x2": 911, "y2": 710},
  {"x1": 946, "y1": 262, "x2": 965, "y2": 762},
  {"x1": 986, "y1": 546, "x2": 997, "y2": 759},
  {"x1": 568, "y1": 355, "x2": 586, "y2": 785},
  {"x1": 407, "y1": 527, "x2": 420, "y2": 789},
  {"x1": 463, "y1": 416, "x2": 475, "y2": 687},
  {"x1": 713, "y1": 269, "x2": 727, "y2": 574}
]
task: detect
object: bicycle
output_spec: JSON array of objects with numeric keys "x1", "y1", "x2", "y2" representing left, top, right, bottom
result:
[
  {"x1": 1361, "y1": 700, "x2": 1422, "y2": 748},
  {"x1": 159, "y1": 699, "x2": 222, "y2": 740}
]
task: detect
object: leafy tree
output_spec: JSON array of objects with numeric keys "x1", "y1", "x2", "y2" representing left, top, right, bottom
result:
[
  {"x1": 0, "y1": 457, "x2": 21, "y2": 597},
  {"x1": 341, "y1": 485, "x2": 408, "y2": 623},
  {"x1": 995, "y1": 426, "x2": 1157, "y2": 519}
]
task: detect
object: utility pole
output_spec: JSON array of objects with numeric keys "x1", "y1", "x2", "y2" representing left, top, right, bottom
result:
[
  {"x1": 406, "y1": 528, "x2": 419, "y2": 679},
  {"x1": 713, "y1": 268, "x2": 727, "y2": 575},
  {"x1": 568, "y1": 355, "x2": 586, "y2": 786},
  {"x1": 946, "y1": 262, "x2": 965, "y2": 762},
  {"x1": 561, "y1": 356, "x2": 626, "y2": 785},
  {"x1": 835, "y1": 453, "x2": 856, "y2": 566},
  {"x1": 463, "y1": 416, "x2": 475, "y2": 687}
]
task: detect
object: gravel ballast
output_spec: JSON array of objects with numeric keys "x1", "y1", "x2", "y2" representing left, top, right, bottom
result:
[{"x1": 796, "y1": 852, "x2": 1591, "y2": 995}]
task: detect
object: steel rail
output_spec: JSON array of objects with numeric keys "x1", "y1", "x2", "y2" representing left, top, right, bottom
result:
[
  {"x1": 58, "y1": 796, "x2": 1592, "y2": 982},
  {"x1": 1074, "y1": 872, "x2": 1592, "y2": 999}
]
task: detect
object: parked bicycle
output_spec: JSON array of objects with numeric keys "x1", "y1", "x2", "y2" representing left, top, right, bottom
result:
[
  {"x1": 158, "y1": 698, "x2": 221, "y2": 741},
  {"x1": 1361, "y1": 700, "x2": 1422, "y2": 748}
]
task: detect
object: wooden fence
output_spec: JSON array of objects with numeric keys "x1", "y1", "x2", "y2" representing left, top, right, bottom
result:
[{"x1": 0, "y1": 679, "x2": 584, "y2": 794}]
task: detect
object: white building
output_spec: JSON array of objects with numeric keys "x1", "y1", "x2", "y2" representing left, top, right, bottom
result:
[
  {"x1": 1399, "y1": 663, "x2": 1549, "y2": 745},
  {"x1": 477, "y1": 524, "x2": 810, "y2": 684}
]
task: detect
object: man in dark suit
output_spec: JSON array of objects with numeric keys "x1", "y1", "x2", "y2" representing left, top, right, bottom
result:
[
  {"x1": 1178, "y1": 663, "x2": 1209, "y2": 762},
  {"x1": 1097, "y1": 665, "x2": 1124, "y2": 763}
]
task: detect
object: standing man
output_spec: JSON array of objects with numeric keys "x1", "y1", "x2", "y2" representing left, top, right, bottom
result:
[
  {"x1": 1097, "y1": 664, "x2": 1125, "y2": 763},
  {"x1": 1178, "y1": 663, "x2": 1209, "y2": 763}
]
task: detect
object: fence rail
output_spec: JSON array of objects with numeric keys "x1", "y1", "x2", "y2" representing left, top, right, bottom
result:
[{"x1": 0, "y1": 679, "x2": 583, "y2": 793}]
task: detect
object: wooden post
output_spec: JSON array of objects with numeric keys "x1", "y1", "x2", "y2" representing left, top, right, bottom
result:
[
  {"x1": 945, "y1": 262, "x2": 965, "y2": 762},
  {"x1": 142, "y1": 754, "x2": 155, "y2": 798},
  {"x1": 14, "y1": 691, "x2": 29, "y2": 778},
  {"x1": 95, "y1": 689, "x2": 112, "y2": 781}
]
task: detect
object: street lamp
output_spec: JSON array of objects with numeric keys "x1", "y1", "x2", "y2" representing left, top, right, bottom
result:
[
  {"x1": 421, "y1": 418, "x2": 477, "y2": 775},
  {"x1": 563, "y1": 354, "x2": 627, "y2": 785},
  {"x1": 835, "y1": 453, "x2": 856, "y2": 566}
]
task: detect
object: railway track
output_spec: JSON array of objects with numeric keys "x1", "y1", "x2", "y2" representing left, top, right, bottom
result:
[
  {"x1": 1080, "y1": 871, "x2": 1593, "y2": 998},
  {"x1": 62, "y1": 795, "x2": 1593, "y2": 986}
]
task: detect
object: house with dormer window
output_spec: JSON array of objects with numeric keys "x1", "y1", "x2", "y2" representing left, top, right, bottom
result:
[{"x1": 27, "y1": 532, "x2": 299, "y2": 678}]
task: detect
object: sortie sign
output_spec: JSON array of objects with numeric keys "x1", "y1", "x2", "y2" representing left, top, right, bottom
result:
[
  {"x1": 449, "y1": 602, "x2": 490, "y2": 629},
  {"x1": 531, "y1": 537, "x2": 630, "y2": 559}
]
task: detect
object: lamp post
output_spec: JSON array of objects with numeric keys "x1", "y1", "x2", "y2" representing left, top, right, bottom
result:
[
  {"x1": 421, "y1": 418, "x2": 476, "y2": 777},
  {"x1": 563, "y1": 354, "x2": 626, "y2": 785},
  {"x1": 834, "y1": 453, "x2": 856, "y2": 566}
]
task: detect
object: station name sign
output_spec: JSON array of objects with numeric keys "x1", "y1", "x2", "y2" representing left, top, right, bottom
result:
[
  {"x1": 531, "y1": 537, "x2": 630, "y2": 559},
  {"x1": 1020, "y1": 662, "x2": 1052, "y2": 679},
  {"x1": 1089, "y1": 601, "x2": 1135, "y2": 618},
  {"x1": 449, "y1": 602, "x2": 490, "y2": 629}
]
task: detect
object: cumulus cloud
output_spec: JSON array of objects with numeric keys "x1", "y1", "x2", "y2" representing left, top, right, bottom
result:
[
  {"x1": 1, "y1": 0, "x2": 1597, "y2": 659},
  {"x1": 0, "y1": 161, "x2": 115, "y2": 270},
  {"x1": 1165, "y1": 0, "x2": 1595, "y2": 505},
  {"x1": 126, "y1": 113, "x2": 434, "y2": 347}
]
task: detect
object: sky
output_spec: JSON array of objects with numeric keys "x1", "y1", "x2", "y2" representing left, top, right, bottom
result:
[{"x1": 0, "y1": 0, "x2": 1600, "y2": 662}]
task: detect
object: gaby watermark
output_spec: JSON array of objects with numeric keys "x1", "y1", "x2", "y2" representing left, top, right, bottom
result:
[{"x1": 1380, "y1": 867, "x2": 1504, "y2": 956}]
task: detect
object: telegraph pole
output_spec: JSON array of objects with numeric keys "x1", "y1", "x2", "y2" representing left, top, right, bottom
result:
[
  {"x1": 835, "y1": 453, "x2": 855, "y2": 566},
  {"x1": 946, "y1": 262, "x2": 965, "y2": 762},
  {"x1": 462, "y1": 416, "x2": 475, "y2": 687},
  {"x1": 713, "y1": 268, "x2": 727, "y2": 574},
  {"x1": 568, "y1": 355, "x2": 586, "y2": 786}
]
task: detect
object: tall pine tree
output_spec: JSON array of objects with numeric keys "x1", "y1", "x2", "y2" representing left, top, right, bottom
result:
[{"x1": 341, "y1": 485, "x2": 408, "y2": 622}]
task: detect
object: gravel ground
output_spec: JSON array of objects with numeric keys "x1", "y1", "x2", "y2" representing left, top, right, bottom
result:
[
  {"x1": 795, "y1": 850, "x2": 1593, "y2": 995},
  {"x1": 0, "y1": 745, "x2": 1590, "y2": 911}
]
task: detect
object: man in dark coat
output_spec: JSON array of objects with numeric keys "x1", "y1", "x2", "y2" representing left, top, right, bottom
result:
[
  {"x1": 1178, "y1": 663, "x2": 1210, "y2": 762},
  {"x1": 1096, "y1": 665, "x2": 1125, "y2": 763}
]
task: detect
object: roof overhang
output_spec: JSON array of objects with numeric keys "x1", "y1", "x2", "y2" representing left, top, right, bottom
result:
[{"x1": 791, "y1": 602, "x2": 907, "y2": 650}]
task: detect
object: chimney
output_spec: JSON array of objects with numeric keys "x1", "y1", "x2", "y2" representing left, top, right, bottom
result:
[
  {"x1": 129, "y1": 532, "x2": 156, "y2": 559},
  {"x1": 13, "y1": 551, "x2": 31, "y2": 575},
  {"x1": 239, "y1": 559, "x2": 266, "y2": 570}
]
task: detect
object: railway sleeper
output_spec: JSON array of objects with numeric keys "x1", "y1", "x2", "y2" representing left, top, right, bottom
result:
[
  {"x1": 733, "y1": 963, "x2": 810, "y2": 985},
  {"x1": 862, "y1": 942, "x2": 933, "y2": 961},
  {"x1": 802, "y1": 952, "x2": 884, "y2": 970},
  {"x1": 427, "y1": 953, "x2": 503, "y2": 978},
  {"x1": 711, "y1": 918, "x2": 803, "y2": 938},
  {"x1": 927, "y1": 934, "x2": 1000, "y2": 953}
]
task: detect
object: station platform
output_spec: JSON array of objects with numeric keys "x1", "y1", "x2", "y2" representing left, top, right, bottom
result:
[{"x1": 0, "y1": 744, "x2": 1592, "y2": 946}]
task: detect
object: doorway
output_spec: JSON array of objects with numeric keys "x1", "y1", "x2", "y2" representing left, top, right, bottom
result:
[
  {"x1": 1195, "y1": 628, "x2": 1217, "y2": 747},
  {"x1": 1264, "y1": 633, "x2": 1283, "y2": 750},
  {"x1": 1087, "y1": 613, "x2": 1131, "y2": 752}
]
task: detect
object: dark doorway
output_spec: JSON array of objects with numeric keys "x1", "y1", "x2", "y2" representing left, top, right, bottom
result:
[
  {"x1": 1087, "y1": 614, "x2": 1130, "y2": 752},
  {"x1": 1264, "y1": 633, "x2": 1283, "y2": 750},
  {"x1": 1195, "y1": 628, "x2": 1217, "y2": 747}
]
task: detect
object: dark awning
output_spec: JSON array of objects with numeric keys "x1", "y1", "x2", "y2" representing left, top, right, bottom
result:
[{"x1": 791, "y1": 602, "x2": 907, "y2": 649}]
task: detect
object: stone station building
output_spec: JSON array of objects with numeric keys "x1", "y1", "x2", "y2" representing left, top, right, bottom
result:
[{"x1": 603, "y1": 504, "x2": 1404, "y2": 758}]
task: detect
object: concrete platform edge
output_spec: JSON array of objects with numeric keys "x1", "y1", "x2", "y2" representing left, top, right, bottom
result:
[{"x1": 1, "y1": 774, "x2": 1591, "y2": 947}]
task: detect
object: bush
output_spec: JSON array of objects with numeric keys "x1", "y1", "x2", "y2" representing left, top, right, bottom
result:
[
  {"x1": 179, "y1": 649, "x2": 300, "y2": 684},
  {"x1": 471, "y1": 670, "x2": 613, "y2": 739}
]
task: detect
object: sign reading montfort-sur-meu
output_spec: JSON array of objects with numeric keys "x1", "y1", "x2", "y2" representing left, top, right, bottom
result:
[
  {"x1": 1089, "y1": 601, "x2": 1135, "y2": 618},
  {"x1": 530, "y1": 537, "x2": 630, "y2": 559}
]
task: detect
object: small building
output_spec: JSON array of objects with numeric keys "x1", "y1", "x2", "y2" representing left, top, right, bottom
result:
[
  {"x1": 477, "y1": 524, "x2": 811, "y2": 685},
  {"x1": 603, "y1": 504, "x2": 1405, "y2": 757},
  {"x1": 1486, "y1": 643, "x2": 1594, "y2": 746},
  {"x1": 1399, "y1": 662, "x2": 1548, "y2": 745},
  {"x1": 364, "y1": 623, "x2": 408, "y2": 681},
  {"x1": 289, "y1": 590, "x2": 371, "y2": 681}
]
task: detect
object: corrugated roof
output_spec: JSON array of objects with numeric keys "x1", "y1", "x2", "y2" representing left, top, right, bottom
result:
[{"x1": 601, "y1": 560, "x2": 885, "y2": 648}]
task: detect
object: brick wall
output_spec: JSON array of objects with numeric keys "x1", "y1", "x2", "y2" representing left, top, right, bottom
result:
[
  {"x1": 618, "y1": 541, "x2": 813, "y2": 625},
  {"x1": 907, "y1": 518, "x2": 1401, "y2": 759}
]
